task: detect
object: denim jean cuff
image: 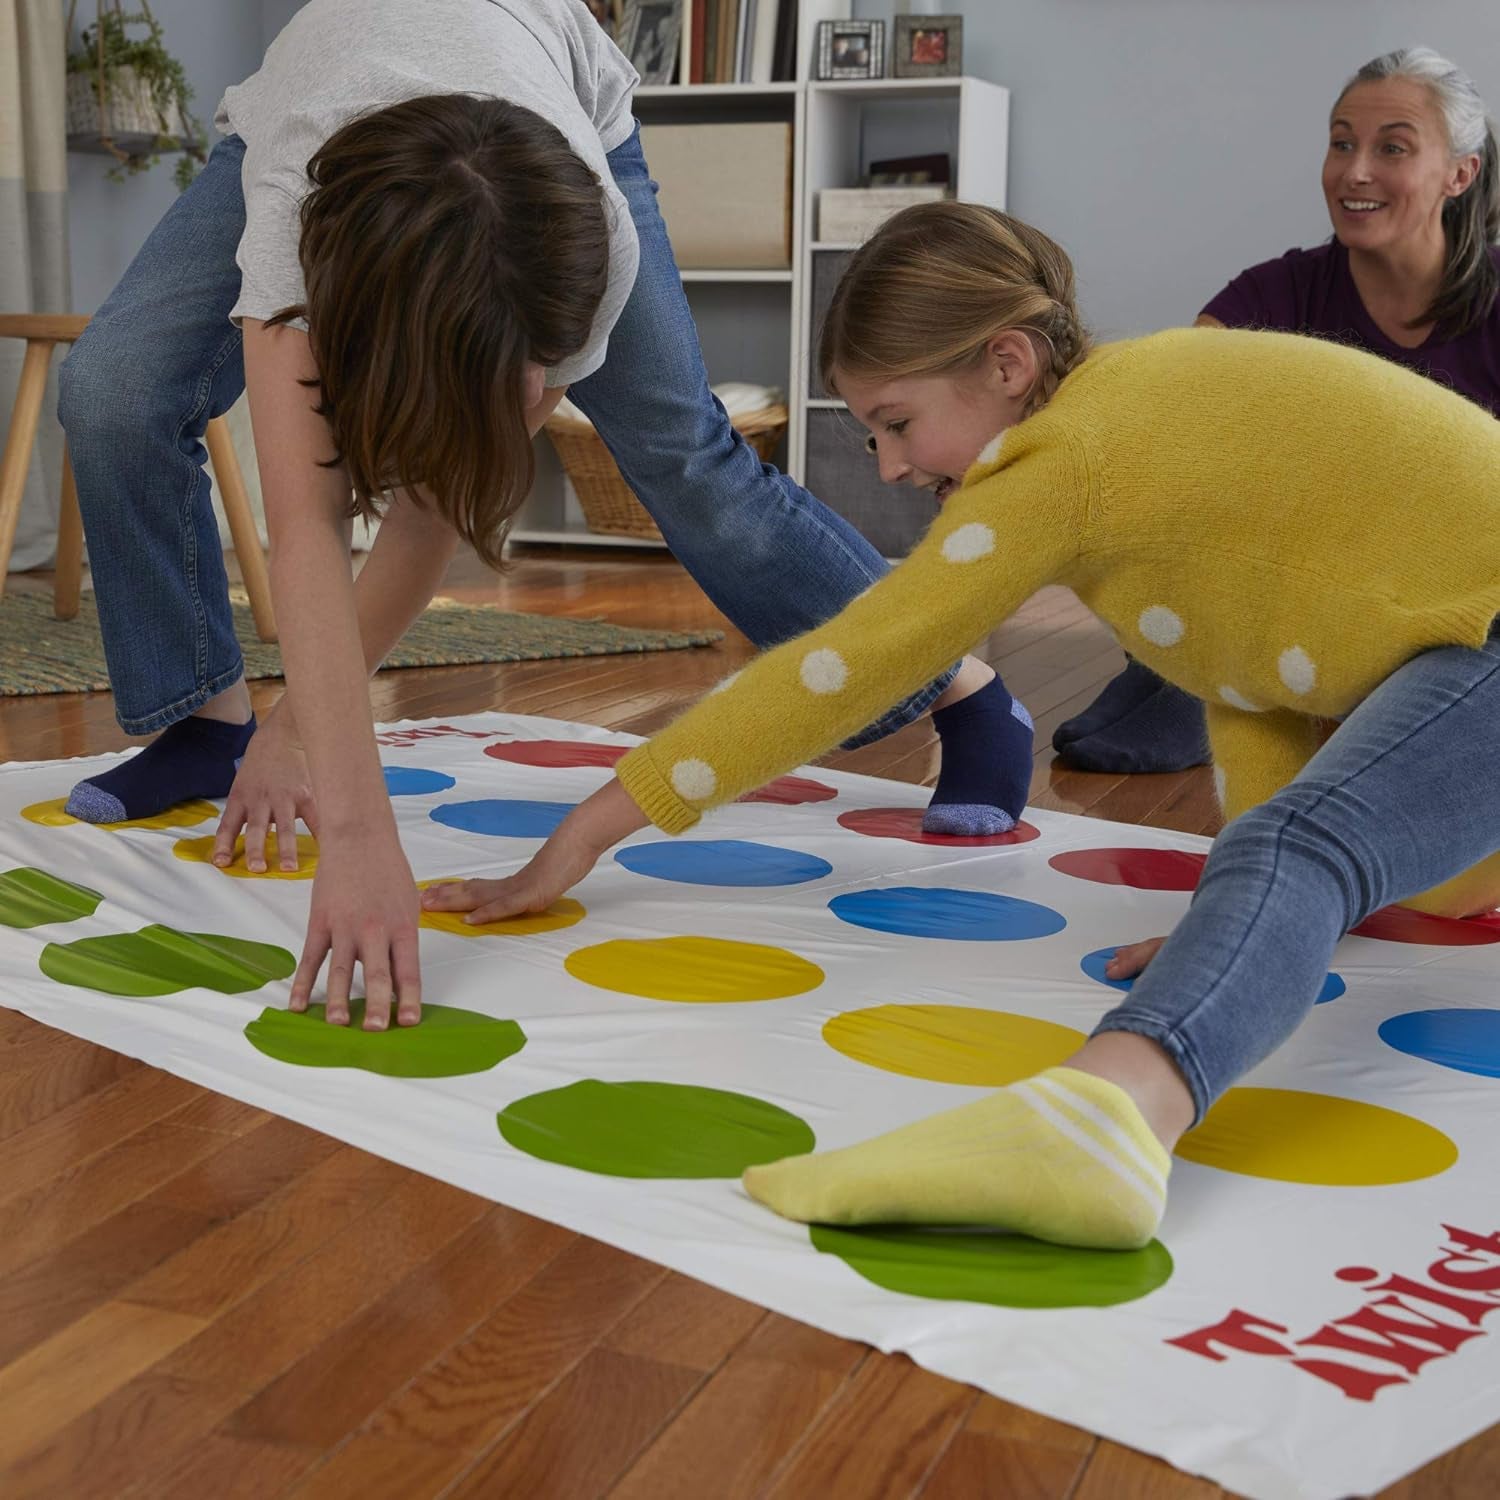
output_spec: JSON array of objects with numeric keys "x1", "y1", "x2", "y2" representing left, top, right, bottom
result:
[
  {"x1": 1090, "y1": 1013, "x2": 1214, "y2": 1127},
  {"x1": 839, "y1": 663, "x2": 961, "y2": 750},
  {"x1": 115, "y1": 658, "x2": 247, "y2": 737}
]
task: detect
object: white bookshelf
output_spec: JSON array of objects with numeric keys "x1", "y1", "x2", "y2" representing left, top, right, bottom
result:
[{"x1": 508, "y1": 75, "x2": 1009, "y2": 552}]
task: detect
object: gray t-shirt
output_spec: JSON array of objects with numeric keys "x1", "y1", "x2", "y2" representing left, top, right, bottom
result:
[{"x1": 215, "y1": 0, "x2": 639, "y2": 386}]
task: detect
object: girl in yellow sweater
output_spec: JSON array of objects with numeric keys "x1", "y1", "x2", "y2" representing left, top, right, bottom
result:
[{"x1": 424, "y1": 202, "x2": 1500, "y2": 1252}]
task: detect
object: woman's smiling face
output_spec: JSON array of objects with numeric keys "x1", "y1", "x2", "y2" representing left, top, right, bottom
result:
[{"x1": 1323, "y1": 78, "x2": 1479, "y2": 255}]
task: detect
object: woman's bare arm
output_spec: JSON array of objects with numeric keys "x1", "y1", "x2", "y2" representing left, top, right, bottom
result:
[{"x1": 242, "y1": 317, "x2": 421, "y2": 1028}]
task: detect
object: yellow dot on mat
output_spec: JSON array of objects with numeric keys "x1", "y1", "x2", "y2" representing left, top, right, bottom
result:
[
  {"x1": 173, "y1": 831, "x2": 319, "y2": 879},
  {"x1": 565, "y1": 936, "x2": 823, "y2": 1003},
  {"x1": 22, "y1": 797, "x2": 218, "y2": 831},
  {"x1": 416, "y1": 880, "x2": 586, "y2": 938},
  {"x1": 1177, "y1": 1087, "x2": 1457, "y2": 1186},
  {"x1": 824, "y1": 1004, "x2": 1085, "y2": 1086}
]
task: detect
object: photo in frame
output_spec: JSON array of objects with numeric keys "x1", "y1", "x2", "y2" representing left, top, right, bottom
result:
[
  {"x1": 815, "y1": 19, "x2": 886, "y2": 81},
  {"x1": 893, "y1": 13, "x2": 963, "y2": 79},
  {"x1": 618, "y1": 0, "x2": 682, "y2": 85}
]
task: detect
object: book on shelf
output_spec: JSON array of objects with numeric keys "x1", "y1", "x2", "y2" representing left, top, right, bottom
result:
[
  {"x1": 771, "y1": 0, "x2": 797, "y2": 82},
  {"x1": 738, "y1": 0, "x2": 756, "y2": 84},
  {"x1": 749, "y1": 0, "x2": 779, "y2": 82},
  {"x1": 670, "y1": 0, "x2": 806, "y2": 84}
]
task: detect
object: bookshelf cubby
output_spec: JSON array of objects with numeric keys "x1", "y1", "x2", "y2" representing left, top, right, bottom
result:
[{"x1": 509, "y1": 75, "x2": 1008, "y2": 557}]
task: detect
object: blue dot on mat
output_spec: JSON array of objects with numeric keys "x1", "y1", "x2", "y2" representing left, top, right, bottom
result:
[
  {"x1": 383, "y1": 766, "x2": 456, "y2": 796},
  {"x1": 829, "y1": 887, "x2": 1066, "y2": 941},
  {"x1": 1317, "y1": 973, "x2": 1346, "y2": 1005},
  {"x1": 1378, "y1": 1008, "x2": 1500, "y2": 1078},
  {"x1": 615, "y1": 840, "x2": 833, "y2": 887},
  {"x1": 1079, "y1": 946, "x2": 1346, "y2": 1003},
  {"x1": 1079, "y1": 946, "x2": 1134, "y2": 992},
  {"x1": 430, "y1": 799, "x2": 576, "y2": 838}
]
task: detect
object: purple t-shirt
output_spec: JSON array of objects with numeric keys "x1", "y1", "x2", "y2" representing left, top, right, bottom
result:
[{"x1": 1201, "y1": 240, "x2": 1500, "y2": 418}]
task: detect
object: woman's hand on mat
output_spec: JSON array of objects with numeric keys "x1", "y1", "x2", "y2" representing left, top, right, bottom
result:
[
  {"x1": 292, "y1": 829, "x2": 422, "y2": 1029},
  {"x1": 420, "y1": 777, "x2": 652, "y2": 923},
  {"x1": 1104, "y1": 936, "x2": 1167, "y2": 980},
  {"x1": 215, "y1": 703, "x2": 317, "y2": 873}
]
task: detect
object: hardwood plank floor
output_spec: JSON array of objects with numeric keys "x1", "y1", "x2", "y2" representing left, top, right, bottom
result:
[{"x1": 0, "y1": 547, "x2": 1489, "y2": 1498}]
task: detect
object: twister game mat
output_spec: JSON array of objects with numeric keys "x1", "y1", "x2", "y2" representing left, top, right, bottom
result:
[{"x1": 1, "y1": 712, "x2": 1498, "y2": 1499}]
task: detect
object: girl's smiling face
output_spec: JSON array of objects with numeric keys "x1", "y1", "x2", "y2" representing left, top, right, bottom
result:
[
  {"x1": 1323, "y1": 78, "x2": 1479, "y2": 255},
  {"x1": 836, "y1": 330, "x2": 1041, "y2": 503}
]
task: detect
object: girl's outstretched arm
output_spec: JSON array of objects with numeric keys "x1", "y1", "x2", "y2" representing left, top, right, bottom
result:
[
  {"x1": 617, "y1": 442, "x2": 1086, "y2": 834},
  {"x1": 431, "y1": 434, "x2": 1089, "y2": 921},
  {"x1": 421, "y1": 776, "x2": 647, "y2": 923}
]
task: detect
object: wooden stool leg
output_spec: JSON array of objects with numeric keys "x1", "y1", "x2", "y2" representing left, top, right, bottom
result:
[
  {"x1": 0, "y1": 339, "x2": 56, "y2": 600},
  {"x1": 205, "y1": 415, "x2": 276, "y2": 643},
  {"x1": 53, "y1": 444, "x2": 84, "y2": 620}
]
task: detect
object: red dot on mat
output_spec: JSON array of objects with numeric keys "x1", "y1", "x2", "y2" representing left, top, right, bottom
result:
[
  {"x1": 740, "y1": 774, "x2": 838, "y2": 807},
  {"x1": 1349, "y1": 905, "x2": 1500, "y2": 946},
  {"x1": 485, "y1": 740, "x2": 628, "y2": 769},
  {"x1": 1048, "y1": 847, "x2": 1207, "y2": 892},
  {"x1": 483, "y1": 741, "x2": 836, "y2": 805},
  {"x1": 838, "y1": 807, "x2": 1041, "y2": 847},
  {"x1": 1335, "y1": 1266, "x2": 1380, "y2": 1284}
]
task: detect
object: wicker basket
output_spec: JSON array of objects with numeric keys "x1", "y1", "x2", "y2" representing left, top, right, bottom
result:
[{"x1": 544, "y1": 404, "x2": 789, "y2": 541}]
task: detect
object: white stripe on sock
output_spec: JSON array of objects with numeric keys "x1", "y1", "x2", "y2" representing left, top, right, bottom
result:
[
  {"x1": 1014, "y1": 1081, "x2": 1166, "y2": 1213},
  {"x1": 1032, "y1": 1073, "x2": 1169, "y2": 1194}
]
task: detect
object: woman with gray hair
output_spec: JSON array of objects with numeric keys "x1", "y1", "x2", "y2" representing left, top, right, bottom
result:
[{"x1": 1057, "y1": 45, "x2": 1500, "y2": 775}]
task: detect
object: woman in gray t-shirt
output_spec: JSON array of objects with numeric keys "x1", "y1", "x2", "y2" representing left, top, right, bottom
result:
[{"x1": 57, "y1": 0, "x2": 1013, "y2": 1030}]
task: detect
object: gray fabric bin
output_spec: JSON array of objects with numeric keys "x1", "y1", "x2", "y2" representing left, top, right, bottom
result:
[{"x1": 804, "y1": 408, "x2": 937, "y2": 559}]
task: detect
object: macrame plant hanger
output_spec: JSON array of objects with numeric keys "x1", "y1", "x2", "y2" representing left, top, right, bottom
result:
[{"x1": 66, "y1": 0, "x2": 171, "y2": 168}]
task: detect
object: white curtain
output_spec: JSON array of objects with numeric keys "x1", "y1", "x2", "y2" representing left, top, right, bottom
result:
[{"x1": 0, "y1": 0, "x2": 69, "y2": 570}]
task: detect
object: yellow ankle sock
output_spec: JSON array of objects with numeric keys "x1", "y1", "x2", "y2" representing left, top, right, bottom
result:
[{"x1": 742, "y1": 1066, "x2": 1170, "y2": 1250}]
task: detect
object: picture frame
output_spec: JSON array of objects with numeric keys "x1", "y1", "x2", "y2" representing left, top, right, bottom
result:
[
  {"x1": 815, "y1": 19, "x2": 886, "y2": 82},
  {"x1": 618, "y1": 0, "x2": 682, "y2": 86},
  {"x1": 893, "y1": 14, "x2": 963, "y2": 79},
  {"x1": 581, "y1": 0, "x2": 625, "y2": 39}
]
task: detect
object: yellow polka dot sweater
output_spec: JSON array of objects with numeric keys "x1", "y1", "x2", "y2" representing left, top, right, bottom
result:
[{"x1": 617, "y1": 327, "x2": 1500, "y2": 901}]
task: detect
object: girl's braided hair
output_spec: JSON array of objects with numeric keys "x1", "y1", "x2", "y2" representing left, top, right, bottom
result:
[{"x1": 819, "y1": 201, "x2": 1091, "y2": 418}]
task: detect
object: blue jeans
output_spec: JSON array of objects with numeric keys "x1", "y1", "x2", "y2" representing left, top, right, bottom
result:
[
  {"x1": 57, "y1": 126, "x2": 953, "y2": 737},
  {"x1": 1098, "y1": 621, "x2": 1500, "y2": 1122}
]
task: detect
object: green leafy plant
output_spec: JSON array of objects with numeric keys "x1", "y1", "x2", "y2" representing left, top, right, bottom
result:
[{"x1": 66, "y1": 7, "x2": 206, "y2": 191}]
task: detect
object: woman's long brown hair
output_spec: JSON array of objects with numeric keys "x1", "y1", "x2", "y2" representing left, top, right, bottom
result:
[{"x1": 268, "y1": 94, "x2": 611, "y2": 567}]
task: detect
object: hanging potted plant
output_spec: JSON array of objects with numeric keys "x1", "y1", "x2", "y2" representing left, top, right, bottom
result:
[{"x1": 65, "y1": 1, "x2": 206, "y2": 191}]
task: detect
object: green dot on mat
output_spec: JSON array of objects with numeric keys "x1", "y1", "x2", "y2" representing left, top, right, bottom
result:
[
  {"x1": 0, "y1": 867, "x2": 103, "y2": 928},
  {"x1": 38, "y1": 925, "x2": 295, "y2": 997},
  {"x1": 809, "y1": 1224, "x2": 1174, "y2": 1309},
  {"x1": 245, "y1": 1003, "x2": 526, "y2": 1078},
  {"x1": 498, "y1": 1079, "x2": 816, "y2": 1178}
]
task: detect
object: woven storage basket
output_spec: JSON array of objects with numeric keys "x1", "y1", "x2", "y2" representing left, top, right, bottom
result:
[{"x1": 545, "y1": 404, "x2": 789, "y2": 541}]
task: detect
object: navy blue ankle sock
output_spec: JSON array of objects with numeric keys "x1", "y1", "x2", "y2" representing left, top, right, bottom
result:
[
  {"x1": 1053, "y1": 684, "x2": 1210, "y2": 774},
  {"x1": 1053, "y1": 658, "x2": 1165, "y2": 750},
  {"x1": 66, "y1": 713, "x2": 256, "y2": 824},
  {"x1": 922, "y1": 675, "x2": 1033, "y2": 837}
]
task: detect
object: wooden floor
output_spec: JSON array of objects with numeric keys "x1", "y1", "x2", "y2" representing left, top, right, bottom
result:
[{"x1": 0, "y1": 548, "x2": 1493, "y2": 1499}]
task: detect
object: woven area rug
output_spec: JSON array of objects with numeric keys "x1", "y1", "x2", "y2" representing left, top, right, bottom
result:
[{"x1": 0, "y1": 589, "x2": 722, "y2": 696}]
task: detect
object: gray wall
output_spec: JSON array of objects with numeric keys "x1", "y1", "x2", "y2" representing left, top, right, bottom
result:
[
  {"x1": 68, "y1": 0, "x2": 1500, "y2": 329},
  {"x1": 66, "y1": 0, "x2": 274, "y2": 312},
  {"x1": 857, "y1": 0, "x2": 1500, "y2": 337}
]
